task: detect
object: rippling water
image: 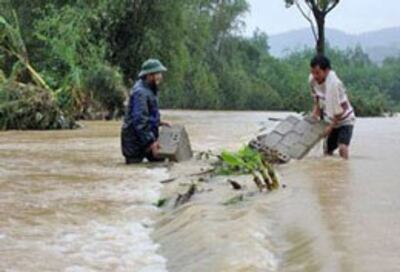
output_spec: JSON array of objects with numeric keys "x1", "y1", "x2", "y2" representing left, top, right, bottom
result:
[{"x1": 1, "y1": 111, "x2": 400, "y2": 272}]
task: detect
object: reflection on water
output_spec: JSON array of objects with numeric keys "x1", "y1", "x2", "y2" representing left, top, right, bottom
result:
[{"x1": 1, "y1": 111, "x2": 400, "y2": 271}]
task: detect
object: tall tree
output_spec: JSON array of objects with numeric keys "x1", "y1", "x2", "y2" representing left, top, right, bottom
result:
[{"x1": 284, "y1": 0, "x2": 340, "y2": 54}]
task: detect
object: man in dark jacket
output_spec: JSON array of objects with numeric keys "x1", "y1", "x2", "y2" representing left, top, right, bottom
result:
[{"x1": 121, "y1": 59, "x2": 170, "y2": 164}]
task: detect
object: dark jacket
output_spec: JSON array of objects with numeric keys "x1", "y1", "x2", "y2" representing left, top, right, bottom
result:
[{"x1": 121, "y1": 79, "x2": 160, "y2": 158}]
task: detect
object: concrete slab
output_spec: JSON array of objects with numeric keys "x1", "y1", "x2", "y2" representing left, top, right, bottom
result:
[
  {"x1": 273, "y1": 144, "x2": 291, "y2": 160},
  {"x1": 257, "y1": 131, "x2": 282, "y2": 148},
  {"x1": 249, "y1": 115, "x2": 328, "y2": 163},
  {"x1": 158, "y1": 125, "x2": 193, "y2": 162},
  {"x1": 294, "y1": 121, "x2": 313, "y2": 135},
  {"x1": 275, "y1": 120, "x2": 293, "y2": 135},
  {"x1": 281, "y1": 131, "x2": 301, "y2": 147},
  {"x1": 299, "y1": 130, "x2": 321, "y2": 146},
  {"x1": 287, "y1": 143, "x2": 309, "y2": 159},
  {"x1": 286, "y1": 115, "x2": 301, "y2": 125}
]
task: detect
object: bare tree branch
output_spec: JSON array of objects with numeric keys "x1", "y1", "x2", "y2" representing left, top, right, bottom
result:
[
  {"x1": 325, "y1": 0, "x2": 339, "y2": 14},
  {"x1": 307, "y1": 0, "x2": 318, "y2": 12},
  {"x1": 295, "y1": 0, "x2": 318, "y2": 42},
  {"x1": 304, "y1": 0, "x2": 314, "y2": 11}
]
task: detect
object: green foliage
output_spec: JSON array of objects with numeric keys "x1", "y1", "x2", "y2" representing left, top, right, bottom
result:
[
  {"x1": 380, "y1": 57, "x2": 400, "y2": 103},
  {"x1": 283, "y1": 46, "x2": 397, "y2": 116},
  {"x1": 1, "y1": 0, "x2": 399, "y2": 130},
  {"x1": 349, "y1": 86, "x2": 391, "y2": 117},
  {"x1": 218, "y1": 146, "x2": 279, "y2": 191},
  {"x1": 153, "y1": 198, "x2": 169, "y2": 208},
  {"x1": 219, "y1": 146, "x2": 264, "y2": 175},
  {"x1": 84, "y1": 65, "x2": 127, "y2": 119},
  {"x1": 0, "y1": 69, "x2": 5, "y2": 85},
  {"x1": 33, "y1": 4, "x2": 107, "y2": 116},
  {"x1": 0, "y1": 12, "x2": 51, "y2": 91}
]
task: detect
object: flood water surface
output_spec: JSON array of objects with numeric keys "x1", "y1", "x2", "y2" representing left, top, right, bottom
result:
[{"x1": 1, "y1": 111, "x2": 400, "y2": 272}]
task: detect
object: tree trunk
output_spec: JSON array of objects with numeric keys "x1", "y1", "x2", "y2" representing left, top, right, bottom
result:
[{"x1": 315, "y1": 13, "x2": 325, "y2": 55}]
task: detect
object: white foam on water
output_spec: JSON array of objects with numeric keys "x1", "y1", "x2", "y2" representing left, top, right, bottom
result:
[
  {"x1": 52, "y1": 168, "x2": 171, "y2": 272},
  {"x1": 58, "y1": 220, "x2": 167, "y2": 272},
  {"x1": 18, "y1": 167, "x2": 170, "y2": 272}
]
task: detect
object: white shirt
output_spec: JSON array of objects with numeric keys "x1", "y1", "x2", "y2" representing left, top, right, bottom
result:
[{"x1": 309, "y1": 70, "x2": 355, "y2": 127}]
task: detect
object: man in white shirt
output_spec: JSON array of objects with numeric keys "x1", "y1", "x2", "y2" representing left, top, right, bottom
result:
[{"x1": 309, "y1": 55, "x2": 356, "y2": 159}]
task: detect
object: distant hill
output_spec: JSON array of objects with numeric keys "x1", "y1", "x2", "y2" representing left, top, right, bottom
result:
[{"x1": 269, "y1": 27, "x2": 400, "y2": 63}]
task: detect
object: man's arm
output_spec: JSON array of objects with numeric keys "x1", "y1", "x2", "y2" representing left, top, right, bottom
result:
[
  {"x1": 312, "y1": 96, "x2": 322, "y2": 120},
  {"x1": 323, "y1": 101, "x2": 349, "y2": 137},
  {"x1": 329, "y1": 80, "x2": 349, "y2": 125},
  {"x1": 309, "y1": 77, "x2": 321, "y2": 120},
  {"x1": 332, "y1": 101, "x2": 349, "y2": 123}
]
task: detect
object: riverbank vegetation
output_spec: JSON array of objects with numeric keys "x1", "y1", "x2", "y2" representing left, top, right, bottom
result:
[{"x1": 1, "y1": 1, "x2": 399, "y2": 129}]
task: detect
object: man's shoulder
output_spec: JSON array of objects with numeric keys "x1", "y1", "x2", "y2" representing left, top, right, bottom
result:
[
  {"x1": 132, "y1": 80, "x2": 151, "y2": 96},
  {"x1": 327, "y1": 70, "x2": 343, "y2": 85}
]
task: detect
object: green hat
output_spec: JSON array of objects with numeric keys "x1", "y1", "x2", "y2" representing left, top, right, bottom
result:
[{"x1": 138, "y1": 59, "x2": 167, "y2": 77}]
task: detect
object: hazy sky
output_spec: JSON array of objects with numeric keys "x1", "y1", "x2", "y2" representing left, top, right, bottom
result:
[{"x1": 244, "y1": 0, "x2": 400, "y2": 35}]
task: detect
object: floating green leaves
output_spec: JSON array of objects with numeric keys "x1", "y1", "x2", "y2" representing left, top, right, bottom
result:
[
  {"x1": 154, "y1": 198, "x2": 169, "y2": 208},
  {"x1": 217, "y1": 146, "x2": 279, "y2": 192}
]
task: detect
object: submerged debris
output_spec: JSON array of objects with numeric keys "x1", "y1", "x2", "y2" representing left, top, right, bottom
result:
[
  {"x1": 154, "y1": 198, "x2": 169, "y2": 208},
  {"x1": 174, "y1": 184, "x2": 197, "y2": 208},
  {"x1": 157, "y1": 147, "x2": 281, "y2": 210},
  {"x1": 195, "y1": 150, "x2": 214, "y2": 160},
  {"x1": 222, "y1": 194, "x2": 244, "y2": 205},
  {"x1": 228, "y1": 179, "x2": 242, "y2": 190},
  {"x1": 252, "y1": 175, "x2": 264, "y2": 192},
  {"x1": 160, "y1": 177, "x2": 177, "y2": 184}
]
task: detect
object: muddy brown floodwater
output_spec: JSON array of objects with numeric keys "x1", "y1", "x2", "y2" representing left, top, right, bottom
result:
[{"x1": 1, "y1": 110, "x2": 400, "y2": 272}]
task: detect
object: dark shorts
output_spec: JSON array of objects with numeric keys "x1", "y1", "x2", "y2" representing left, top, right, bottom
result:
[{"x1": 324, "y1": 125, "x2": 354, "y2": 154}]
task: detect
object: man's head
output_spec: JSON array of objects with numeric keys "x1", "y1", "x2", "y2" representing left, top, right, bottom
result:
[
  {"x1": 138, "y1": 59, "x2": 167, "y2": 87},
  {"x1": 145, "y1": 72, "x2": 163, "y2": 87},
  {"x1": 310, "y1": 55, "x2": 331, "y2": 84}
]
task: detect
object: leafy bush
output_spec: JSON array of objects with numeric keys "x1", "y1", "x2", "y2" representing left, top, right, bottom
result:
[
  {"x1": 0, "y1": 69, "x2": 5, "y2": 85},
  {"x1": 83, "y1": 65, "x2": 127, "y2": 120},
  {"x1": 0, "y1": 82, "x2": 75, "y2": 130},
  {"x1": 348, "y1": 85, "x2": 392, "y2": 117}
]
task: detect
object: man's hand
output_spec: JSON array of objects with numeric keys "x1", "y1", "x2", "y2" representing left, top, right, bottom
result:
[
  {"x1": 160, "y1": 121, "x2": 172, "y2": 127},
  {"x1": 312, "y1": 112, "x2": 320, "y2": 121},
  {"x1": 322, "y1": 124, "x2": 334, "y2": 138},
  {"x1": 311, "y1": 112, "x2": 320, "y2": 121},
  {"x1": 311, "y1": 106, "x2": 321, "y2": 121},
  {"x1": 150, "y1": 141, "x2": 160, "y2": 156}
]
